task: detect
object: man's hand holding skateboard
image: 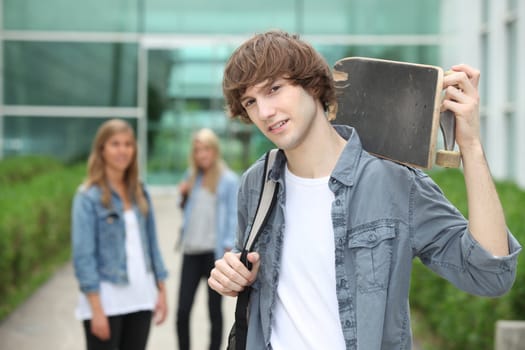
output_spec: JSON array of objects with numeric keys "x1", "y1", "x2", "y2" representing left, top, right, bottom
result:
[{"x1": 441, "y1": 64, "x2": 482, "y2": 158}]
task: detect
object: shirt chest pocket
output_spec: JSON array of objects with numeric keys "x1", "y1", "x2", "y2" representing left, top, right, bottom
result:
[
  {"x1": 348, "y1": 223, "x2": 396, "y2": 293},
  {"x1": 96, "y1": 208, "x2": 122, "y2": 241}
]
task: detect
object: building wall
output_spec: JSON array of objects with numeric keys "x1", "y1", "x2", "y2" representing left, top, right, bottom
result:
[{"x1": 441, "y1": 0, "x2": 525, "y2": 188}]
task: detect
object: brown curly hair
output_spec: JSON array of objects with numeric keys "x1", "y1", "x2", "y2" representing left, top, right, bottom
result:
[{"x1": 222, "y1": 30, "x2": 337, "y2": 123}]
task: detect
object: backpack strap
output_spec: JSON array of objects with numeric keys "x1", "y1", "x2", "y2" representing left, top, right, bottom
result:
[
  {"x1": 240, "y1": 148, "x2": 279, "y2": 263},
  {"x1": 233, "y1": 149, "x2": 279, "y2": 350}
]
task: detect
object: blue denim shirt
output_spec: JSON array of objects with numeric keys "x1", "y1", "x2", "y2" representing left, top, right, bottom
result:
[
  {"x1": 237, "y1": 125, "x2": 521, "y2": 350},
  {"x1": 181, "y1": 168, "x2": 239, "y2": 259},
  {"x1": 71, "y1": 184, "x2": 168, "y2": 293}
]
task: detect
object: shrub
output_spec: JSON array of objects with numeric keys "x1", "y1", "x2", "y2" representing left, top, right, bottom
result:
[
  {"x1": 0, "y1": 158, "x2": 84, "y2": 320},
  {"x1": 0, "y1": 155, "x2": 63, "y2": 186}
]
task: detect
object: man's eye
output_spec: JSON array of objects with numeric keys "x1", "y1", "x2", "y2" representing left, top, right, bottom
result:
[
  {"x1": 270, "y1": 85, "x2": 281, "y2": 93},
  {"x1": 243, "y1": 99, "x2": 255, "y2": 108}
]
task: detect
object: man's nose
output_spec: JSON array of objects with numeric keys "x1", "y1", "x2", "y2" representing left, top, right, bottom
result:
[{"x1": 257, "y1": 99, "x2": 276, "y2": 120}]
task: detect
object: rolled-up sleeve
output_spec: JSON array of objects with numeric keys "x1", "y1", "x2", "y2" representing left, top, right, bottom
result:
[
  {"x1": 460, "y1": 229, "x2": 521, "y2": 296},
  {"x1": 411, "y1": 172, "x2": 521, "y2": 297}
]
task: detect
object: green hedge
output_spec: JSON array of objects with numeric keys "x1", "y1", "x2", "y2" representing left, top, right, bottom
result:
[
  {"x1": 0, "y1": 155, "x2": 63, "y2": 186},
  {"x1": 0, "y1": 157, "x2": 85, "y2": 320},
  {"x1": 411, "y1": 169, "x2": 525, "y2": 349}
]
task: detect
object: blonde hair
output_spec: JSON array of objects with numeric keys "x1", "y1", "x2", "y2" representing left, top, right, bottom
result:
[
  {"x1": 187, "y1": 128, "x2": 225, "y2": 193},
  {"x1": 84, "y1": 118, "x2": 148, "y2": 215}
]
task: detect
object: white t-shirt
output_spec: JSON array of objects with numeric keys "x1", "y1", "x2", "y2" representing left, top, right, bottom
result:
[
  {"x1": 75, "y1": 209, "x2": 158, "y2": 320},
  {"x1": 270, "y1": 166, "x2": 345, "y2": 350}
]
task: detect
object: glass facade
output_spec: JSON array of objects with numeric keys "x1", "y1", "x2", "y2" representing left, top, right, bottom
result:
[
  {"x1": 4, "y1": 0, "x2": 439, "y2": 35},
  {"x1": 4, "y1": 41, "x2": 138, "y2": 106},
  {"x1": 4, "y1": 0, "x2": 141, "y2": 32},
  {"x1": 1, "y1": 0, "x2": 442, "y2": 185}
]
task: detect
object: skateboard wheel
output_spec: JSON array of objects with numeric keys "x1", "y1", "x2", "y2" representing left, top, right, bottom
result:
[{"x1": 435, "y1": 150, "x2": 461, "y2": 168}]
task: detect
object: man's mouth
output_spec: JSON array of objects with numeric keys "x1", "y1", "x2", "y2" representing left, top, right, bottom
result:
[{"x1": 269, "y1": 120, "x2": 288, "y2": 131}]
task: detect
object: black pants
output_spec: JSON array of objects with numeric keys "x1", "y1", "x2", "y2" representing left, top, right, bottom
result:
[
  {"x1": 83, "y1": 310, "x2": 152, "y2": 350},
  {"x1": 176, "y1": 252, "x2": 223, "y2": 350}
]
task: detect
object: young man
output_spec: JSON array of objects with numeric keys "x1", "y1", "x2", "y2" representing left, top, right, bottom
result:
[{"x1": 208, "y1": 30, "x2": 521, "y2": 349}]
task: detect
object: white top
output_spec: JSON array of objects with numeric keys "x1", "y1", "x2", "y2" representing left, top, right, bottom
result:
[
  {"x1": 75, "y1": 209, "x2": 157, "y2": 320},
  {"x1": 183, "y1": 187, "x2": 216, "y2": 254},
  {"x1": 270, "y1": 166, "x2": 345, "y2": 350}
]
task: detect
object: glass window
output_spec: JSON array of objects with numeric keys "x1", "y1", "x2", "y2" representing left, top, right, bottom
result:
[
  {"x1": 3, "y1": 0, "x2": 140, "y2": 32},
  {"x1": 4, "y1": 0, "x2": 439, "y2": 34},
  {"x1": 3, "y1": 116, "x2": 138, "y2": 163},
  {"x1": 143, "y1": 0, "x2": 439, "y2": 35},
  {"x1": 144, "y1": 0, "x2": 296, "y2": 34},
  {"x1": 4, "y1": 42, "x2": 138, "y2": 106},
  {"x1": 2, "y1": 0, "x2": 444, "y2": 186},
  {"x1": 309, "y1": 0, "x2": 439, "y2": 35}
]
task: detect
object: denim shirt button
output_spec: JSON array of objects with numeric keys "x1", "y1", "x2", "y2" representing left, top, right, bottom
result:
[
  {"x1": 335, "y1": 199, "x2": 341, "y2": 206},
  {"x1": 368, "y1": 233, "x2": 377, "y2": 242}
]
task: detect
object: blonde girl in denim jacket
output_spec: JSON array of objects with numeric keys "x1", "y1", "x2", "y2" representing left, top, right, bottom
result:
[
  {"x1": 176, "y1": 128, "x2": 238, "y2": 350},
  {"x1": 72, "y1": 119, "x2": 168, "y2": 350}
]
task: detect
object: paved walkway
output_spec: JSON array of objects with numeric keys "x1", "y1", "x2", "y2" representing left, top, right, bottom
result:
[{"x1": 0, "y1": 192, "x2": 235, "y2": 350}]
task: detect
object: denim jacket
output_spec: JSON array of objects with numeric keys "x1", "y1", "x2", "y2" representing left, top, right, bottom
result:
[
  {"x1": 72, "y1": 184, "x2": 168, "y2": 293},
  {"x1": 237, "y1": 125, "x2": 521, "y2": 350},
  {"x1": 181, "y1": 168, "x2": 239, "y2": 259}
]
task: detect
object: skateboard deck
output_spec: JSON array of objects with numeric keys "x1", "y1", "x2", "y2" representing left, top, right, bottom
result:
[{"x1": 333, "y1": 57, "x2": 446, "y2": 169}]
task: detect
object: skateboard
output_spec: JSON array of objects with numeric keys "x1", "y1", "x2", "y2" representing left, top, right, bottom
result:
[{"x1": 332, "y1": 57, "x2": 461, "y2": 169}]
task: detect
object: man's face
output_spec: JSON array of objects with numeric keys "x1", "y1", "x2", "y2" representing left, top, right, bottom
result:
[{"x1": 240, "y1": 78, "x2": 321, "y2": 152}]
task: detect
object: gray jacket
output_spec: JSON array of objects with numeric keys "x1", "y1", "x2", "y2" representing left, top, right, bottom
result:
[{"x1": 236, "y1": 125, "x2": 521, "y2": 350}]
